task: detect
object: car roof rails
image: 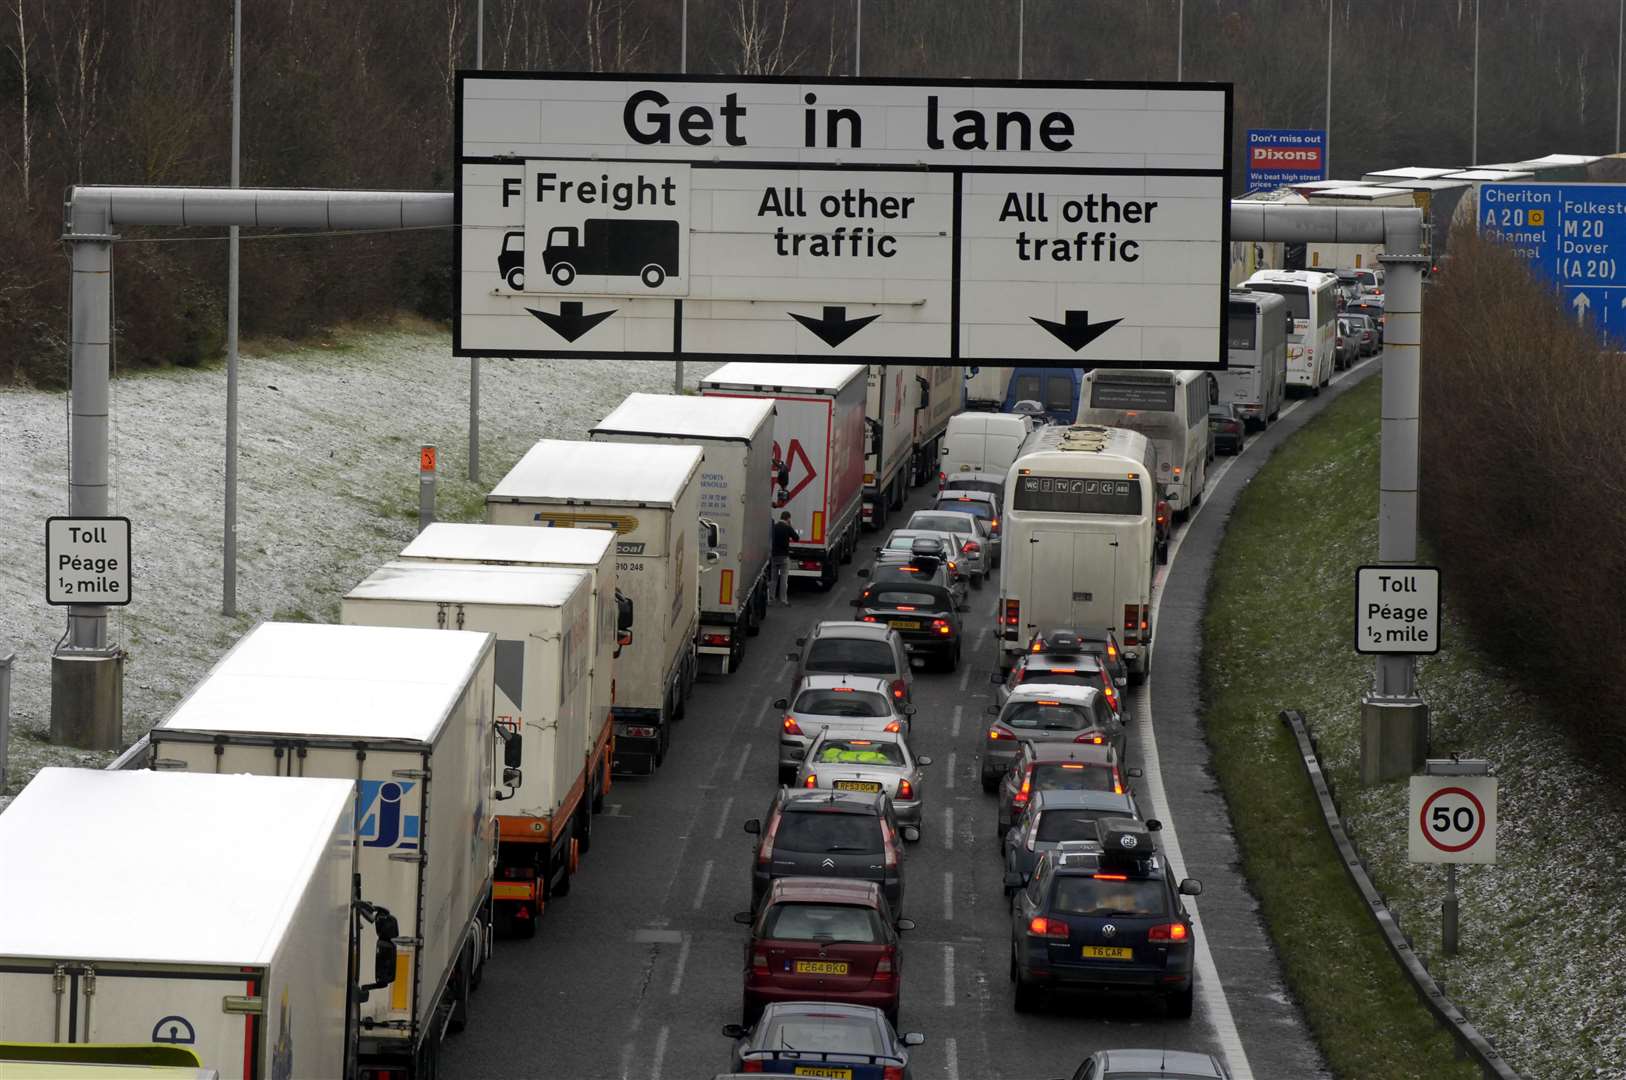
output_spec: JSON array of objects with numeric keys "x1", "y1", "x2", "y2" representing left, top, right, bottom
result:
[{"x1": 1053, "y1": 839, "x2": 1105, "y2": 867}]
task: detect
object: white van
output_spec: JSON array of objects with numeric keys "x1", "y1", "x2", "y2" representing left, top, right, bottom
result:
[
  {"x1": 942, "y1": 412, "x2": 1034, "y2": 481},
  {"x1": 998, "y1": 425, "x2": 1159, "y2": 680}
]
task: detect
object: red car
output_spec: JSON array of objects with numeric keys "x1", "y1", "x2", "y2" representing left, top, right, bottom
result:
[{"x1": 735, "y1": 877, "x2": 915, "y2": 1027}]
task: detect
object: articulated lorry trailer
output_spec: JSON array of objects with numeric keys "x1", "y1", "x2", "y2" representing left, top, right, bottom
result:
[
  {"x1": 910, "y1": 364, "x2": 960, "y2": 486},
  {"x1": 398, "y1": 523, "x2": 623, "y2": 820},
  {"x1": 147, "y1": 622, "x2": 500, "y2": 1080},
  {"x1": 487, "y1": 440, "x2": 703, "y2": 775},
  {"x1": 700, "y1": 363, "x2": 866, "y2": 589},
  {"x1": 591, "y1": 392, "x2": 775, "y2": 676},
  {"x1": 0, "y1": 768, "x2": 385, "y2": 1080},
  {"x1": 343, "y1": 561, "x2": 595, "y2": 937},
  {"x1": 863, "y1": 365, "x2": 917, "y2": 528}
]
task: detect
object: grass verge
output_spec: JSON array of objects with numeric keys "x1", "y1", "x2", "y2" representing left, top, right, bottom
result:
[{"x1": 1200, "y1": 374, "x2": 1480, "y2": 1080}]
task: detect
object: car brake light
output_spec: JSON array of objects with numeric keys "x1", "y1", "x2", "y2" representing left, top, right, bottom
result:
[
  {"x1": 884, "y1": 1066, "x2": 905, "y2": 1080},
  {"x1": 783, "y1": 716, "x2": 803, "y2": 735},
  {"x1": 1004, "y1": 599, "x2": 1020, "y2": 627},
  {"x1": 702, "y1": 632, "x2": 730, "y2": 646},
  {"x1": 1172, "y1": 466, "x2": 1182, "y2": 478},
  {"x1": 896, "y1": 605, "x2": 917, "y2": 611},
  {"x1": 963, "y1": 541, "x2": 980, "y2": 554},
  {"x1": 832, "y1": 686, "x2": 855, "y2": 692},
  {"x1": 987, "y1": 723, "x2": 1016, "y2": 740},
  {"x1": 883, "y1": 822, "x2": 899, "y2": 869},
  {"x1": 875, "y1": 953, "x2": 895, "y2": 979},
  {"x1": 1060, "y1": 763, "x2": 1086, "y2": 769},
  {"x1": 758, "y1": 816, "x2": 778, "y2": 863},
  {"x1": 1013, "y1": 774, "x2": 1031, "y2": 805},
  {"x1": 1107, "y1": 642, "x2": 1118, "y2": 660},
  {"x1": 862, "y1": 615, "x2": 878, "y2": 622},
  {"x1": 890, "y1": 679, "x2": 907, "y2": 700},
  {"x1": 991, "y1": 518, "x2": 1000, "y2": 530},
  {"x1": 1092, "y1": 873, "x2": 1128, "y2": 881},
  {"x1": 1148, "y1": 922, "x2": 1189, "y2": 942},
  {"x1": 752, "y1": 949, "x2": 770, "y2": 968},
  {"x1": 884, "y1": 720, "x2": 901, "y2": 733},
  {"x1": 804, "y1": 773, "x2": 817, "y2": 788},
  {"x1": 897, "y1": 778, "x2": 913, "y2": 800},
  {"x1": 947, "y1": 560, "x2": 957, "y2": 572},
  {"x1": 1075, "y1": 732, "x2": 1104, "y2": 745},
  {"x1": 742, "y1": 1063, "x2": 764, "y2": 1074},
  {"x1": 1027, "y1": 916, "x2": 1069, "y2": 939},
  {"x1": 1036, "y1": 699, "x2": 1061, "y2": 706},
  {"x1": 1113, "y1": 767, "x2": 1124, "y2": 795},
  {"x1": 933, "y1": 619, "x2": 951, "y2": 635}
]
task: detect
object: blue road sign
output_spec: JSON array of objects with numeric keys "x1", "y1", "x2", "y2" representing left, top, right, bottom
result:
[
  {"x1": 1479, "y1": 182, "x2": 1626, "y2": 339},
  {"x1": 1246, "y1": 129, "x2": 1327, "y2": 191}
]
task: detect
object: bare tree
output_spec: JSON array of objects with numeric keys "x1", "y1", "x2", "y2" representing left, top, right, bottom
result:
[
  {"x1": 41, "y1": 0, "x2": 108, "y2": 186},
  {"x1": 725, "y1": 0, "x2": 803, "y2": 75},
  {"x1": 4, "y1": 0, "x2": 32, "y2": 203}
]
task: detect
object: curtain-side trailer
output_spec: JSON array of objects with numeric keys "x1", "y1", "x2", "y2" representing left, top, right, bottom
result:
[
  {"x1": 486, "y1": 440, "x2": 703, "y2": 776},
  {"x1": 147, "y1": 623, "x2": 498, "y2": 1080},
  {"x1": 910, "y1": 365, "x2": 960, "y2": 486},
  {"x1": 862, "y1": 365, "x2": 917, "y2": 528},
  {"x1": 342, "y1": 562, "x2": 594, "y2": 937},
  {"x1": 700, "y1": 363, "x2": 866, "y2": 590},
  {"x1": 0, "y1": 769, "x2": 374, "y2": 1080},
  {"x1": 591, "y1": 393, "x2": 775, "y2": 676}
]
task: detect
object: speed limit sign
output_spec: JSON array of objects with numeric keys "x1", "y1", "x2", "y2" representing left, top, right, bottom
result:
[{"x1": 1408, "y1": 775, "x2": 1498, "y2": 864}]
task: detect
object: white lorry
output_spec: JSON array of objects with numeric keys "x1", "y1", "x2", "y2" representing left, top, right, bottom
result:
[
  {"x1": 963, "y1": 365, "x2": 1014, "y2": 412},
  {"x1": 591, "y1": 392, "x2": 775, "y2": 676},
  {"x1": 862, "y1": 365, "x2": 917, "y2": 529},
  {"x1": 397, "y1": 523, "x2": 623, "y2": 824},
  {"x1": 700, "y1": 363, "x2": 867, "y2": 589},
  {"x1": 0, "y1": 767, "x2": 383, "y2": 1080},
  {"x1": 147, "y1": 622, "x2": 499, "y2": 1080},
  {"x1": 342, "y1": 561, "x2": 594, "y2": 937},
  {"x1": 487, "y1": 439, "x2": 703, "y2": 775},
  {"x1": 999, "y1": 425, "x2": 1161, "y2": 679}
]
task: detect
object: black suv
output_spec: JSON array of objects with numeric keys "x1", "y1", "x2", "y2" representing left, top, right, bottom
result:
[
  {"x1": 745, "y1": 789, "x2": 906, "y2": 916},
  {"x1": 1006, "y1": 817, "x2": 1201, "y2": 1017},
  {"x1": 852, "y1": 574, "x2": 962, "y2": 672}
]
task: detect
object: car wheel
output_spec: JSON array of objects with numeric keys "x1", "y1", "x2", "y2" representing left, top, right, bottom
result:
[
  {"x1": 778, "y1": 765, "x2": 796, "y2": 786},
  {"x1": 1167, "y1": 983, "x2": 1195, "y2": 1019},
  {"x1": 1158, "y1": 539, "x2": 1169, "y2": 565},
  {"x1": 981, "y1": 774, "x2": 1000, "y2": 794}
]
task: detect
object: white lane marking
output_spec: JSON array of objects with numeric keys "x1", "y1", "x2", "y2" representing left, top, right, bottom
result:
[
  {"x1": 668, "y1": 936, "x2": 691, "y2": 996},
  {"x1": 692, "y1": 860, "x2": 714, "y2": 911},
  {"x1": 1119, "y1": 359, "x2": 1380, "y2": 1079},
  {"x1": 732, "y1": 742, "x2": 753, "y2": 781},
  {"x1": 650, "y1": 1024, "x2": 670, "y2": 1080},
  {"x1": 957, "y1": 664, "x2": 971, "y2": 691},
  {"x1": 713, "y1": 796, "x2": 736, "y2": 841},
  {"x1": 944, "y1": 1036, "x2": 960, "y2": 1080},
  {"x1": 755, "y1": 701, "x2": 774, "y2": 728},
  {"x1": 619, "y1": 1041, "x2": 635, "y2": 1080},
  {"x1": 950, "y1": 704, "x2": 962, "y2": 738},
  {"x1": 778, "y1": 660, "x2": 791, "y2": 680},
  {"x1": 943, "y1": 871, "x2": 954, "y2": 922},
  {"x1": 942, "y1": 944, "x2": 956, "y2": 1007},
  {"x1": 945, "y1": 751, "x2": 956, "y2": 790},
  {"x1": 943, "y1": 807, "x2": 954, "y2": 851},
  {"x1": 976, "y1": 623, "x2": 990, "y2": 646}
]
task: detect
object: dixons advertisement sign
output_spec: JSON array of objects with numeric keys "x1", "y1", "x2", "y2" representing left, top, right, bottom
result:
[{"x1": 1245, "y1": 129, "x2": 1327, "y2": 191}]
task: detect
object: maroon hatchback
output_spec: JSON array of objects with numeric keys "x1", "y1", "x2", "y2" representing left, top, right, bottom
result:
[{"x1": 734, "y1": 877, "x2": 915, "y2": 1027}]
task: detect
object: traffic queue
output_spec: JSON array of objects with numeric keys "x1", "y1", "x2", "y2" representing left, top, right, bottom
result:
[{"x1": 0, "y1": 361, "x2": 965, "y2": 1080}]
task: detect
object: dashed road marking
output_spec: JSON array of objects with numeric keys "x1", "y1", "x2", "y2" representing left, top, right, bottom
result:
[
  {"x1": 951, "y1": 704, "x2": 962, "y2": 739},
  {"x1": 732, "y1": 742, "x2": 753, "y2": 781},
  {"x1": 668, "y1": 935, "x2": 691, "y2": 996},
  {"x1": 945, "y1": 750, "x2": 956, "y2": 790},
  {"x1": 943, "y1": 871, "x2": 954, "y2": 922},
  {"x1": 692, "y1": 859, "x2": 714, "y2": 911},
  {"x1": 943, "y1": 807, "x2": 954, "y2": 851},
  {"x1": 713, "y1": 796, "x2": 735, "y2": 841},
  {"x1": 942, "y1": 944, "x2": 956, "y2": 1007},
  {"x1": 650, "y1": 1024, "x2": 669, "y2": 1080}
]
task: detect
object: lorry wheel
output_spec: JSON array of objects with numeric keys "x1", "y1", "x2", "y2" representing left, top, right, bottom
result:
[
  {"x1": 416, "y1": 1017, "x2": 443, "y2": 1079},
  {"x1": 447, "y1": 947, "x2": 471, "y2": 1033},
  {"x1": 745, "y1": 604, "x2": 762, "y2": 637},
  {"x1": 505, "y1": 266, "x2": 524, "y2": 291},
  {"x1": 551, "y1": 263, "x2": 575, "y2": 287},
  {"x1": 839, "y1": 532, "x2": 855, "y2": 565},
  {"x1": 577, "y1": 801, "x2": 593, "y2": 854},
  {"x1": 641, "y1": 264, "x2": 666, "y2": 288}
]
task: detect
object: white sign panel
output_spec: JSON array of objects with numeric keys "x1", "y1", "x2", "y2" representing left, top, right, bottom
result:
[
  {"x1": 1408, "y1": 775, "x2": 1498, "y2": 865},
  {"x1": 456, "y1": 74, "x2": 1232, "y2": 368},
  {"x1": 1355, "y1": 565, "x2": 1440, "y2": 654},
  {"x1": 46, "y1": 516, "x2": 131, "y2": 606}
]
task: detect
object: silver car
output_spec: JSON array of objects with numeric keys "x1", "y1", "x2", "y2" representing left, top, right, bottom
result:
[
  {"x1": 773, "y1": 675, "x2": 916, "y2": 784},
  {"x1": 903, "y1": 510, "x2": 991, "y2": 586},
  {"x1": 794, "y1": 728, "x2": 931, "y2": 830},
  {"x1": 874, "y1": 530, "x2": 970, "y2": 607}
]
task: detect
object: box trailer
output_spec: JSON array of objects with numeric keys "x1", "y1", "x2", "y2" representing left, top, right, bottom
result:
[
  {"x1": 398, "y1": 523, "x2": 622, "y2": 821},
  {"x1": 591, "y1": 392, "x2": 775, "y2": 676},
  {"x1": 342, "y1": 561, "x2": 594, "y2": 937},
  {"x1": 700, "y1": 363, "x2": 866, "y2": 589},
  {"x1": 862, "y1": 365, "x2": 917, "y2": 528},
  {"x1": 963, "y1": 365, "x2": 1012, "y2": 412},
  {"x1": 910, "y1": 364, "x2": 961, "y2": 486},
  {"x1": 0, "y1": 768, "x2": 373, "y2": 1080},
  {"x1": 147, "y1": 622, "x2": 498, "y2": 1080},
  {"x1": 487, "y1": 440, "x2": 703, "y2": 776}
]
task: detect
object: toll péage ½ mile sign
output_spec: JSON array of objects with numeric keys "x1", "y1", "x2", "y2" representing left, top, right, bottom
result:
[{"x1": 456, "y1": 74, "x2": 1232, "y2": 369}]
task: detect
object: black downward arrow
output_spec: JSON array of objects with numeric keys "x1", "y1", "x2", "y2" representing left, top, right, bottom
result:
[
  {"x1": 1031, "y1": 310, "x2": 1122, "y2": 352},
  {"x1": 527, "y1": 301, "x2": 617, "y2": 343},
  {"x1": 789, "y1": 306, "x2": 881, "y2": 348}
]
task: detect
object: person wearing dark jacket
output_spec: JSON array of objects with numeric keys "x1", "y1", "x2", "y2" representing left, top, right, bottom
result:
[{"x1": 770, "y1": 512, "x2": 799, "y2": 605}]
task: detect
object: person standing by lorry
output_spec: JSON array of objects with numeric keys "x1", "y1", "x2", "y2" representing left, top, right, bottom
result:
[{"x1": 771, "y1": 512, "x2": 799, "y2": 605}]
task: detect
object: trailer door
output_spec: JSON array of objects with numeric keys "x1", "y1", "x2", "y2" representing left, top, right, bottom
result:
[{"x1": 1025, "y1": 530, "x2": 1116, "y2": 637}]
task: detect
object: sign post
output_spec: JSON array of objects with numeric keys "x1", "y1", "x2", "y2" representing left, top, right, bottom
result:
[
  {"x1": 456, "y1": 74, "x2": 1232, "y2": 370},
  {"x1": 1408, "y1": 759, "x2": 1497, "y2": 956},
  {"x1": 419, "y1": 446, "x2": 438, "y2": 534}
]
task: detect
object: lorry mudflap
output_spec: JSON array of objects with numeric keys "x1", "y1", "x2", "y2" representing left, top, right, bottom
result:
[{"x1": 611, "y1": 712, "x2": 663, "y2": 776}]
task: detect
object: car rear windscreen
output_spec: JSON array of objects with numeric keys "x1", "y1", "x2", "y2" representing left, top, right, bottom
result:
[
  {"x1": 1001, "y1": 701, "x2": 1093, "y2": 731},
  {"x1": 945, "y1": 478, "x2": 1003, "y2": 498},
  {"x1": 762, "y1": 902, "x2": 887, "y2": 944},
  {"x1": 1248, "y1": 283, "x2": 1310, "y2": 321},
  {"x1": 805, "y1": 639, "x2": 897, "y2": 676},
  {"x1": 774, "y1": 811, "x2": 882, "y2": 855},
  {"x1": 1031, "y1": 762, "x2": 1116, "y2": 792},
  {"x1": 814, "y1": 739, "x2": 907, "y2": 766},
  {"x1": 935, "y1": 498, "x2": 995, "y2": 520},
  {"x1": 758, "y1": 1014, "x2": 885, "y2": 1056},
  {"x1": 908, "y1": 514, "x2": 974, "y2": 534},
  {"x1": 1050, "y1": 876, "x2": 1166, "y2": 917},
  {"x1": 1036, "y1": 809, "x2": 1130, "y2": 843},
  {"x1": 870, "y1": 589, "x2": 943, "y2": 609},
  {"x1": 794, "y1": 689, "x2": 892, "y2": 717},
  {"x1": 1228, "y1": 302, "x2": 1258, "y2": 350}
]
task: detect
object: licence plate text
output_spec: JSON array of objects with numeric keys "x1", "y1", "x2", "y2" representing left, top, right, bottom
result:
[
  {"x1": 793, "y1": 960, "x2": 851, "y2": 975},
  {"x1": 792, "y1": 1068, "x2": 853, "y2": 1079},
  {"x1": 832, "y1": 780, "x2": 882, "y2": 793},
  {"x1": 888, "y1": 619, "x2": 921, "y2": 630},
  {"x1": 1082, "y1": 945, "x2": 1134, "y2": 960}
]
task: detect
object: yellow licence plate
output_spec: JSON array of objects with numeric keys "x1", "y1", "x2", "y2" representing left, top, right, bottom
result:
[
  {"x1": 888, "y1": 619, "x2": 921, "y2": 630},
  {"x1": 833, "y1": 780, "x2": 882, "y2": 793},
  {"x1": 793, "y1": 1068, "x2": 853, "y2": 1079},
  {"x1": 794, "y1": 959, "x2": 851, "y2": 975},
  {"x1": 1082, "y1": 946, "x2": 1135, "y2": 960}
]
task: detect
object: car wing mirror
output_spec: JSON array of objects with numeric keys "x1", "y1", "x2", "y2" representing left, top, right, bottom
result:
[
  {"x1": 895, "y1": 917, "x2": 916, "y2": 931},
  {"x1": 987, "y1": 672, "x2": 1004, "y2": 685},
  {"x1": 984, "y1": 704, "x2": 1000, "y2": 716},
  {"x1": 784, "y1": 652, "x2": 800, "y2": 662},
  {"x1": 772, "y1": 698, "x2": 789, "y2": 710},
  {"x1": 917, "y1": 755, "x2": 933, "y2": 766},
  {"x1": 721, "y1": 1023, "x2": 748, "y2": 1039},
  {"x1": 1003, "y1": 870, "x2": 1025, "y2": 890},
  {"x1": 900, "y1": 825, "x2": 920, "y2": 842},
  {"x1": 1126, "y1": 767, "x2": 1143, "y2": 778},
  {"x1": 794, "y1": 637, "x2": 807, "y2": 646},
  {"x1": 732, "y1": 911, "x2": 754, "y2": 925},
  {"x1": 1179, "y1": 878, "x2": 1203, "y2": 896},
  {"x1": 742, "y1": 818, "x2": 761, "y2": 835},
  {"x1": 901, "y1": 1032, "x2": 926, "y2": 1047},
  {"x1": 856, "y1": 567, "x2": 870, "y2": 578},
  {"x1": 1145, "y1": 818, "x2": 1162, "y2": 831},
  {"x1": 901, "y1": 703, "x2": 917, "y2": 716}
]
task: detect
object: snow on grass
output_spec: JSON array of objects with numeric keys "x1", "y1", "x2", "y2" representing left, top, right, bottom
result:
[
  {"x1": 0, "y1": 327, "x2": 714, "y2": 792},
  {"x1": 1205, "y1": 373, "x2": 1626, "y2": 1079}
]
